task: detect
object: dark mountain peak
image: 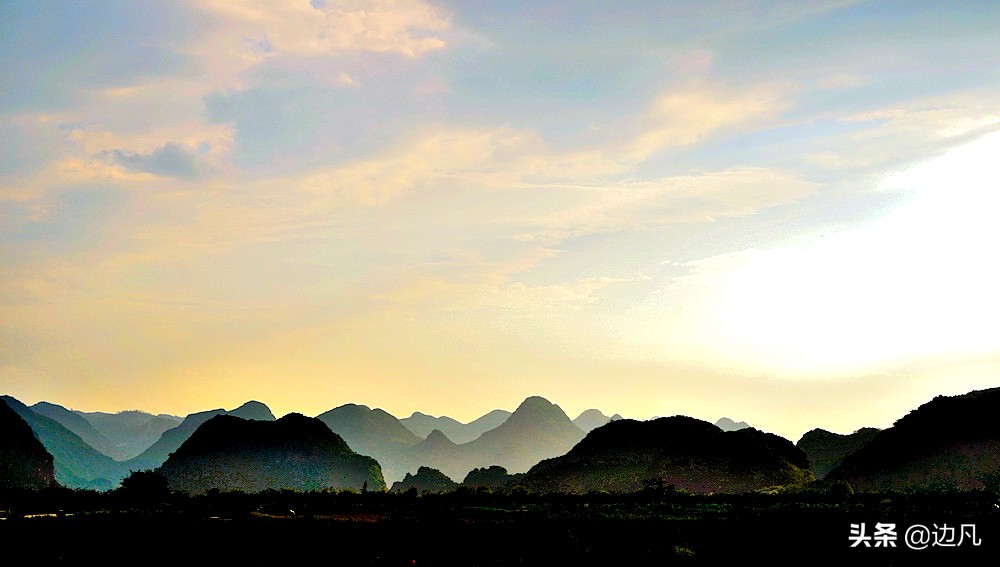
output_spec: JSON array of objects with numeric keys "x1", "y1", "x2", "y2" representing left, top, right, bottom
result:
[
  {"x1": 3, "y1": 395, "x2": 126, "y2": 490},
  {"x1": 408, "y1": 411, "x2": 433, "y2": 419},
  {"x1": 1, "y1": 396, "x2": 55, "y2": 489},
  {"x1": 2, "y1": 395, "x2": 29, "y2": 412},
  {"x1": 462, "y1": 465, "x2": 515, "y2": 489},
  {"x1": 228, "y1": 400, "x2": 275, "y2": 421},
  {"x1": 159, "y1": 412, "x2": 384, "y2": 494},
  {"x1": 176, "y1": 412, "x2": 349, "y2": 455},
  {"x1": 796, "y1": 426, "x2": 881, "y2": 479},
  {"x1": 574, "y1": 415, "x2": 721, "y2": 453},
  {"x1": 522, "y1": 415, "x2": 812, "y2": 494},
  {"x1": 389, "y1": 466, "x2": 457, "y2": 494},
  {"x1": 827, "y1": 387, "x2": 1000, "y2": 491}
]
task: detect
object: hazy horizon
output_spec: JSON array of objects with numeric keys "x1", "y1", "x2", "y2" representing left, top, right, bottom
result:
[{"x1": 3, "y1": 2, "x2": 999, "y2": 446}]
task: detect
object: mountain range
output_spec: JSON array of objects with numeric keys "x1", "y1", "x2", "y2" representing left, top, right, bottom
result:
[
  {"x1": 5, "y1": 387, "x2": 1000, "y2": 495},
  {"x1": 400, "y1": 409, "x2": 512, "y2": 443},
  {"x1": 2, "y1": 395, "x2": 128, "y2": 490}
]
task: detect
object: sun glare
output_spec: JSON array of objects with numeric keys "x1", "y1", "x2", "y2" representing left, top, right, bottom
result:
[{"x1": 702, "y1": 131, "x2": 1000, "y2": 377}]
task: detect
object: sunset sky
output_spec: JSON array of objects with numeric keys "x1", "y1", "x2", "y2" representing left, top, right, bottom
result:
[{"x1": 3, "y1": 1, "x2": 1000, "y2": 442}]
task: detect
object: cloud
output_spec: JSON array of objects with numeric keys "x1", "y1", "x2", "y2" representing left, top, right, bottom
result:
[
  {"x1": 629, "y1": 85, "x2": 789, "y2": 159},
  {"x1": 196, "y1": 0, "x2": 453, "y2": 71},
  {"x1": 99, "y1": 142, "x2": 208, "y2": 180}
]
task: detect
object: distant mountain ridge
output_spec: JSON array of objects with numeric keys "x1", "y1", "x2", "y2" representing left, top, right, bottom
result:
[
  {"x1": 400, "y1": 409, "x2": 512, "y2": 443},
  {"x1": 317, "y1": 397, "x2": 585, "y2": 484},
  {"x1": 30, "y1": 402, "x2": 120, "y2": 459},
  {"x1": 715, "y1": 417, "x2": 751, "y2": 432},
  {"x1": 573, "y1": 409, "x2": 623, "y2": 433},
  {"x1": 74, "y1": 409, "x2": 181, "y2": 461}
]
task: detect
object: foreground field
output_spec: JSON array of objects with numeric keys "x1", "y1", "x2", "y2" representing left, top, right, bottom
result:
[{"x1": 3, "y1": 487, "x2": 997, "y2": 564}]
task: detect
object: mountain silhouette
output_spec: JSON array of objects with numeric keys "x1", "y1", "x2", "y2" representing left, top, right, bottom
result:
[
  {"x1": 462, "y1": 465, "x2": 519, "y2": 490},
  {"x1": 74, "y1": 409, "x2": 181, "y2": 461},
  {"x1": 573, "y1": 409, "x2": 619, "y2": 433},
  {"x1": 158, "y1": 413, "x2": 384, "y2": 494},
  {"x1": 400, "y1": 409, "x2": 512, "y2": 444},
  {"x1": 520, "y1": 416, "x2": 813, "y2": 494},
  {"x1": 414, "y1": 429, "x2": 459, "y2": 454},
  {"x1": 827, "y1": 387, "x2": 1000, "y2": 491},
  {"x1": 796, "y1": 427, "x2": 880, "y2": 479},
  {"x1": 338, "y1": 396, "x2": 587, "y2": 483},
  {"x1": 715, "y1": 417, "x2": 751, "y2": 431},
  {"x1": 406, "y1": 396, "x2": 586, "y2": 481},
  {"x1": 228, "y1": 400, "x2": 276, "y2": 421},
  {"x1": 389, "y1": 466, "x2": 458, "y2": 494},
  {"x1": 1, "y1": 398, "x2": 55, "y2": 489},
  {"x1": 315, "y1": 403, "x2": 422, "y2": 483},
  {"x1": 2, "y1": 395, "x2": 128, "y2": 489},
  {"x1": 30, "y1": 401, "x2": 120, "y2": 459},
  {"x1": 126, "y1": 401, "x2": 276, "y2": 471}
]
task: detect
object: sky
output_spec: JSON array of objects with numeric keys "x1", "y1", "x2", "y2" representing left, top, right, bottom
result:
[{"x1": 3, "y1": 0, "x2": 1000, "y2": 442}]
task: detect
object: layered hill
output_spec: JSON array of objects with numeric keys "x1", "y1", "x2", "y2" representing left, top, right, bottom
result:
[
  {"x1": 453, "y1": 396, "x2": 585, "y2": 476},
  {"x1": 126, "y1": 401, "x2": 274, "y2": 471},
  {"x1": 395, "y1": 396, "x2": 586, "y2": 482},
  {"x1": 573, "y1": 409, "x2": 623, "y2": 433},
  {"x1": 75, "y1": 409, "x2": 181, "y2": 461},
  {"x1": 796, "y1": 427, "x2": 880, "y2": 479},
  {"x1": 520, "y1": 416, "x2": 813, "y2": 494},
  {"x1": 1, "y1": 398, "x2": 55, "y2": 489},
  {"x1": 827, "y1": 387, "x2": 1000, "y2": 491},
  {"x1": 30, "y1": 402, "x2": 119, "y2": 460},
  {"x1": 2, "y1": 396, "x2": 128, "y2": 489},
  {"x1": 316, "y1": 403, "x2": 422, "y2": 482},
  {"x1": 400, "y1": 409, "x2": 512, "y2": 443},
  {"x1": 158, "y1": 413, "x2": 384, "y2": 494},
  {"x1": 317, "y1": 397, "x2": 585, "y2": 484}
]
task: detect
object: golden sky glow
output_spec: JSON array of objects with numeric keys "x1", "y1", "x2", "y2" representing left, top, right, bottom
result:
[{"x1": 3, "y1": 1, "x2": 1000, "y2": 442}]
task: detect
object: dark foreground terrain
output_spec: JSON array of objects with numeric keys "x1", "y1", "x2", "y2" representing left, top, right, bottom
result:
[{"x1": 2, "y1": 486, "x2": 997, "y2": 565}]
